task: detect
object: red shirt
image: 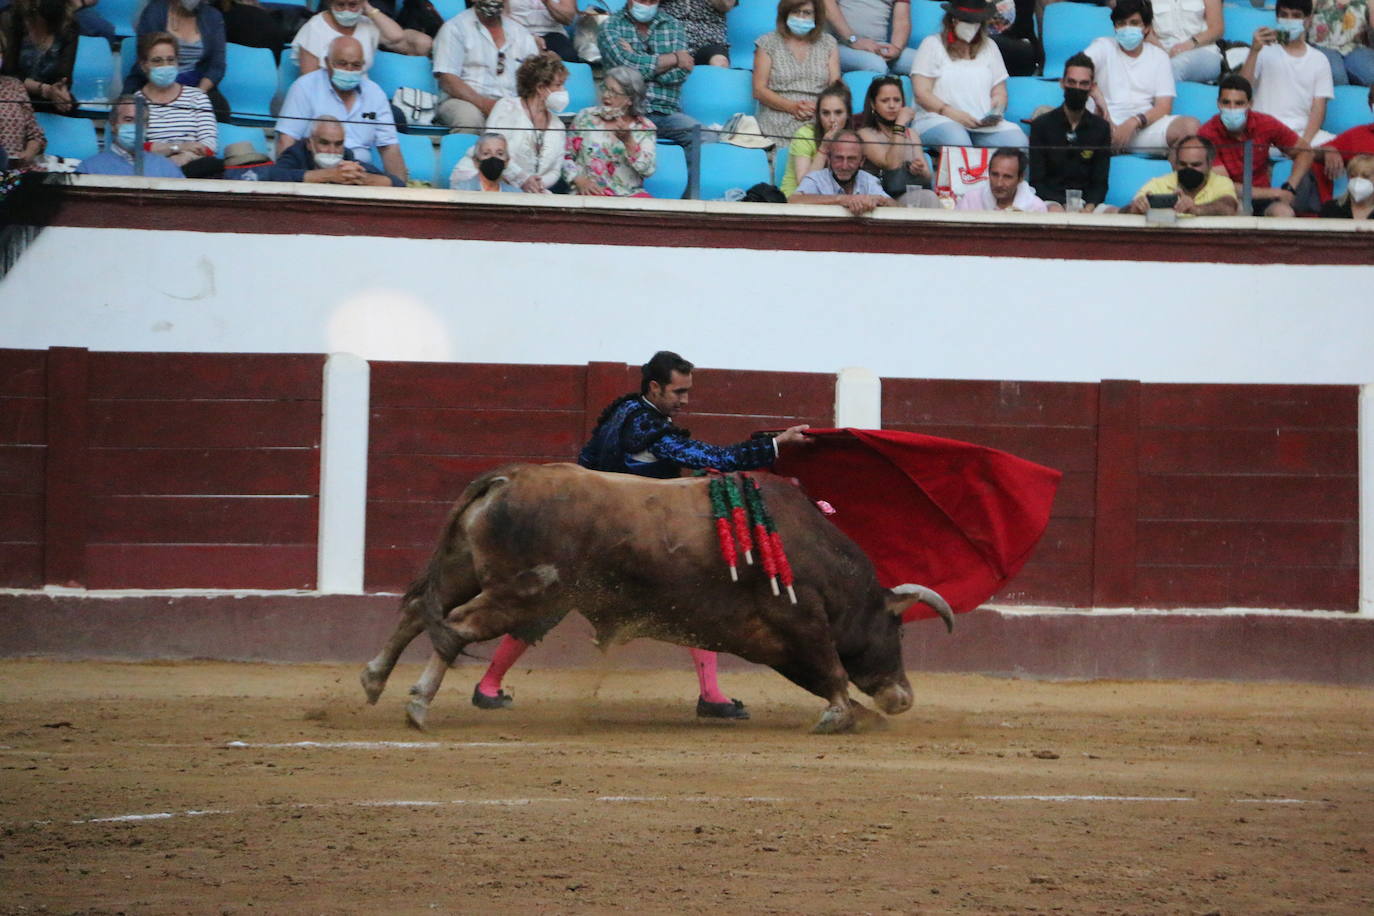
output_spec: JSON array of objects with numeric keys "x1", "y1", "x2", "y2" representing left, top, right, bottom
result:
[
  {"x1": 1313, "y1": 123, "x2": 1374, "y2": 200},
  {"x1": 1198, "y1": 111, "x2": 1299, "y2": 189}
]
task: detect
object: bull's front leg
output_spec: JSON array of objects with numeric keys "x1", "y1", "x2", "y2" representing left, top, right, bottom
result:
[
  {"x1": 360, "y1": 596, "x2": 427, "y2": 705},
  {"x1": 771, "y1": 650, "x2": 860, "y2": 735}
]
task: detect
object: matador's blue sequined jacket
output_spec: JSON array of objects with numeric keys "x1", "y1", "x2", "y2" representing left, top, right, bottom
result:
[{"x1": 577, "y1": 394, "x2": 777, "y2": 479}]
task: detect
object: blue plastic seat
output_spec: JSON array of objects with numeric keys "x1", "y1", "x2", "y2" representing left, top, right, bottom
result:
[
  {"x1": 1324, "y1": 85, "x2": 1369, "y2": 136},
  {"x1": 1105, "y1": 154, "x2": 1173, "y2": 208},
  {"x1": 1003, "y1": 76, "x2": 1064, "y2": 127},
  {"x1": 1172, "y1": 80, "x2": 1218, "y2": 123},
  {"x1": 1042, "y1": 4, "x2": 1112, "y2": 78},
  {"x1": 433, "y1": 0, "x2": 466, "y2": 18},
  {"x1": 438, "y1": 132, "x2": 478, "y2": 188},
  {"x1": 726, "y1": 0, "x2": 778, "y2": 69},
  {"x1": 220, "y1": 43, "x2": 278, "y2": 124},
  {"x1": 369, "y1": 50, "x2": 437, "y2": 99},
  {"x1": 278, "y1": 53, "x2": 301, "y2": 97},
  {"x1": 217, "y1": 122, "x2": 272, "y2": 156},
  {"x1": 71, "y1": 35, "x2": 116, "y2": 114},
  {"x1": 681, "y1": 66, "x2": 756, "y2": 125},
  {"x1": 643, "y1": 142, "x2": 688, "y2": 198},
  {"x1": 842, "y1": 70, "x2": 878, "y2": 110},
  {"x1": 35, "y1": 113, "x2": 101, "y2": 160},
  {"x1": 119, "y1": 37, "x2": 139, "y2": 91},
  {"x1": 909, "y1": 0, "x2": 944, "y2": 48},
  {"x1": 698, "y1": 143, "x2": 770, "y2": 200},
  {"x1": 1269, "y1": 157, "x2": 1293, "y2": 190},
  {"x1": 395, "y1": 133, "x2": 437, "y2": 185},
  {"x1": 1222, "y1": 6, "x2": 1273, "y2": 44},
  {"x1": 100, "y1": 0, "x2": 143, "y2": 37},
  {"x1": 565, "y1": 61, "x2": 597, "y2": 114},
  {"x1": 578, "y1": 0, "x2": 626, "y2": 9}
]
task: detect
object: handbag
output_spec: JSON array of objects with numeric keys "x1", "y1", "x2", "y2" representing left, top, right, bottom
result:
[
  {"x1": 391, "y1": 87, "x2": 438, "y2": 128},
  {"x1": 934, "y1": 146, "x2": 991, "y2": 201}
]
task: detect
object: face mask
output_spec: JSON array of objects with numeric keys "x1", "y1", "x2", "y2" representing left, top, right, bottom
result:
[
  {"x1": 598, "y1": 104, "x2": 627, "y2": 118},
  {"x1": 786, "y1": 16, "x2": 815, "y2": 36},
  {"x1": 1115, "y1": 26, "x2": 1144, "y2": 51},
  {"x1": 629, "y1": 2, "x2": 657, "y2": 23},
  {"x1": 474, "y1": 0, "x2": 504, "y2": 16},
  {"x1": 331, "y1": 68, "x2": 363, "y2": 92},
  {"x1": 544, "y1": 89, "x2": 569, "y2": 113},
  {"x1": 1220, "y1": 107, "x2": 1248, "y2": 132},
  {"x1": 1063, "y1": 87, "x2": 1089, "y2": 111},
  {"x1": 179, "y1": 0, "x2": 201, "y2": 11},
  {"x1": 1177, "y1": 166, "x2": 1207, "y2": 192},
  {"x1": 1276, "y1": 18, "x2": 1306, "y2": 42},
  {"x1": 478, "y1": 155, "x2": 506, "y2": 180},
  {"x1": 333, "y1": 8, "x2": 363, "y2": 26},
  {"x1": 114, "y1": 122, "x2": 139, "y2": 149},
  {"x1": 954, "y1": 21, "x2": 981, "y2": 42},
  {"x1": 1349, "y1": 176, "x2": 1374, "y2": 202},
  {"x1": 313, "y1": 151, "x2": 343, "y2": 168},
  {"x1": 147, "y1": 65, "x2": 179, "y2": 88}
]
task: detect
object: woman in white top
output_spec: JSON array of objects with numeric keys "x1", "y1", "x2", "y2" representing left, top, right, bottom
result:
[
  {"x1": 293, "y1": 0, "x2": 431, "y2": 74},
  {"x1": 453, "y1": 53, "x2": 568, "y2": 192},
  {"x1": 505, "y1": 0, "x2": 578, "y2": 62},
  {"x1": 1147, "y1": 0, "x2": 1223, "y2": 83},
  {"x1": 910, "y1": 0, "x2": 1027, "y2": 148}
]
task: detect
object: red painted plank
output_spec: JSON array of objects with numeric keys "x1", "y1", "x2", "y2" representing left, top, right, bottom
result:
[
  {"x1": 1052, "y1": 471, "x2": 1096, "y2": 518},
  {"x1": 1025, "y1": 517, "x2": 1094, "y2": 566},
  {"x1": 370, "y1": 362, "x2": 587, "y2": 410},
  {"x1": 365, "y1": 547, "x2": 431, "y2": 593},
  {"x1": 368, "y1": 407, "x2": 583, "y2": 457},
  {"x1": 1092, "y1": 380, "x2": 1140, "y2": 607},
  {"x1": 686, "y1": 369, "x2": 834, "y2": 418},
  {"x1": 583, "y1": 362, "x2": 633, "y2": 442},
  {"x1": 89, "y1": 448, "x2": 320, "y2": 496},
  {"x1": 1136, "y1": 520, "x2": 1359, "y2": 568},
  {"x1": 87, "y1": 496, "x2": 319, "y2": 545},
  {"x1": 0, "y1": 350, "x2": 45, "y2": 397},
  {"x1": 88, "y1": 353, "x2": 324, "y2": 400},
  {"x1": 0, "y1": 494, "x2": 43, "y2": 541},
  {"x1": 883, "y1": 379, "x2": 1100, "y2": 427},
  {"x1": 367, "y1": 453, "x2": 539, "y2": 501},
  {"x1": 1139, "y1": 384, "x2": 1358, "y2": 430},
  {"x1": 0, "y1": 445, "x2": 45, "y2": 494},
  {"x1": 991, "y1": 562, "x2": 1093, "y2": 607},
  {"x1": 44, "y1": 347, "x2": 89, "y2": 587},
  {"x1": 89, "y1": 400, "x2": 322, "y2": 449},
  {"x1": 367, "y1": 499, "x2": 455, "y2": 549},
  {"x1": 0, "y1": 398, "x2": 46, "y2": 445},
  {"x1": 1135, "y1": 565, "x2": 1358, "y2": 610},
  {"x1": 882, "y1": 423, "x2": 1097, "y2": 472},
  {"x1": 85, "y1": 544, "x2": 316, "y2": 589},
  {"x1": 0, "y1": 544, "x2": 42, "y2": 587},
  {"x1": 1138, "y1": 428, "x2": 1357, "y2": 475},
  {"x1": 1139, "y1": 474, "x2": 1358, "y2": 522}
]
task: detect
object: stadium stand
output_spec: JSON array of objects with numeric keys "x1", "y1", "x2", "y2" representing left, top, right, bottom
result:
[
  {"x1": 908, "y1": 0, "x2": 944, "y2": 49},
  {"x1": 1105, "y1": 154, "x2": 1173, "y2": 208},
  {"x1": 217, "y1": 122, "x2": 272, "y2": 156},
  {"x1": 220, "y1": 43, "x2": 278, "y2": 124},
  {"x1": 565, "y1": 61, "x2": 598, "y2": 114},
  {"x1": 727, "y1": 0, "x2": 779, "y2": 69},
  {"x1": 72, "y1": 35, "x2": 116, "y2": 115},
  {"x1": 643, "y1": 143, "x2": 689, "y2": 198},
  {"x1": 369, "y1": 51, "x2": 439, "y2": 100},
  {"x1": 438, "y1": 133, "x2": 478, "y2": 189},
  {"x1": 100, "y1": 0, "x2": 143, "y2": 38},
  {"x1": 1004, "y1": 76, "x2": 1063, "y2": 127},
  {"x1": 1172, "y1": 80, "x2": 1220, "y2": 123},
  {"x1": 1325, "y1": 85, "x2": 1371, "y2": 135},
  {"x1": 395, "y1": 133, "x2": 438, "y2": 185},
  {"x1": 1042, "y1": 3, "x2": 1112, "y2": 78},
  {"x1": 35, "y1": 113, "x2": 101, "y2": 160},
  {"x1": 698, "y1": 143, "x2": 770, "y2": 200},
  {"x1": 1222, "y1": 6, "x2": 1273, "y2": 45},
  {"x1": 681, "y1": 66, "x2": 756, "y2": 125}
]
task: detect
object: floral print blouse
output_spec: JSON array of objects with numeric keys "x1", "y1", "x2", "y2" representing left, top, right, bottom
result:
[
  {"x1": 562, "y1": 107, "x2": 658, "y2": 196},
  {"x1": 1309, "y1": 0, "x2": 1370, "y2": 55}
]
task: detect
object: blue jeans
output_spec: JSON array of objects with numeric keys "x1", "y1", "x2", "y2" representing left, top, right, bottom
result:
[
  {"x1": 916, "y1": 117, "x2": 1029, "y2": 149},
  {"x1": 838, "y1": 45, "x2": 920, "y2": 75},
  {"x1": 1313, "y1": 43, "x2": 1374, "y2": 87},
  {"x1": 1168, "y1": 45, "x2": 1222, "y2": 83},
  {"x1": 650, "y1": 110, "x2": 704, "y2": 198}
]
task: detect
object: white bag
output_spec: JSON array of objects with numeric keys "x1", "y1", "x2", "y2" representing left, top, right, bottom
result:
[
  {"x1": 391, "y1": 87, "x2": 438, "y2": 128},
  {"x1": 934, "y1": 146, "x2": 991, "y2": 201}
]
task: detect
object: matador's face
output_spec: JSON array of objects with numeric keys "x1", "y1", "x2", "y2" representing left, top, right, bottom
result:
[{"x1": 646, "y1": 370, "x2": 692, "y2": 417}]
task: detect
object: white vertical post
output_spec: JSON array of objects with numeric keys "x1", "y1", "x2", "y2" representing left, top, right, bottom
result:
[
  {"x1": 834, "y1": 367, "x2": 882, "y2": 429},
  {"x1": 317, "y1": 352, "x2": 370, "y2": 595},
  {"x1": 1361, "y1": 383, "x2": 1373, "y2": 616}
]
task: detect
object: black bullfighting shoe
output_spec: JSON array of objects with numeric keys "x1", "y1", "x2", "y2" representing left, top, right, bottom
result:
[
  {"x1": 696, "y1": 697, "x2": 750, "y2": 720},
  {"x1": 471, "y1": 685, "x2": 514, "y2": 710}
]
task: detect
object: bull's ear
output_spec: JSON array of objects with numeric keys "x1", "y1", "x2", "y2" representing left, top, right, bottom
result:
[{"x1": 885, "y1": 584, "x2": 954, "y2": 634}]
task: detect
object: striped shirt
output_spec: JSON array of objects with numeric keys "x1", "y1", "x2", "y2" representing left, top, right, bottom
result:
[
  {"x1": 597, "y1": 9, "x2": 690, "y2": 116},
  {"x1": 134, "y1": 85, "x2": 219, "y2": 152}
]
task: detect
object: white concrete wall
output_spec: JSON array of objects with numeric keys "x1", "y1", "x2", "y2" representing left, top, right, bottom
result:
[{"x1": 3, "y1": 226, "x2": 1373, "y2": 384}]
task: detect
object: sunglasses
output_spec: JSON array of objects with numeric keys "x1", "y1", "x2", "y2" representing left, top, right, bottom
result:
[{"x1": 496, "y1": 50, "x2": 506, "y2": 76}]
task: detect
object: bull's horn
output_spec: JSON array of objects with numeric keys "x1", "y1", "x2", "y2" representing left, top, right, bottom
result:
[{"x1": 886, "y1": 584, "x2": 955, "y2": 634}]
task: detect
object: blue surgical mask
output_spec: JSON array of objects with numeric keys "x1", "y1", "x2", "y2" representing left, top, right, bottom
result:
[
  {"x1": 114, "y1": 122, "x2": 139, "y2": 150},
  {"x1": 786, "y1": 16, "x2": 815, "y2": 35},
  {"x1": 1115, "y1": 26, "x2": 1144, "y2": 51},
  {"x1": 629, "y1": 2, "x2": 657, "y2": 23},
  {"x1": 331, "y1": 68, "x2": 363, "y2": 92},
  {"x1": 1219, "y1": 107, "x2": 1248, "y2": 132},
  {"x1": 148, "y1": 65, "x2": 179, "y2": 88},
  {"x1": 1276, "y1": 17, "x2": 1306, "y2": 41},
  {"x1": 333, "y1": 9, "x2": 363, "y2": 26}
]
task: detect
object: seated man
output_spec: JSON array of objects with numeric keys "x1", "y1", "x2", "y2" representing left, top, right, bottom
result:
[
  {"x1": 790, "y1": 129, "x2": 896, "y2": 214},
  {"x1": 275, "y1": 36, "x2": 407, "y2": 184},
  {"x1": 1313, "y1": 84, "x2": 1374, "y2": 201},
  {"x1": 1198, "y1": 73, "x2": 1313, "y2": 217},
  {"x1": 957, "y1": 146, "x2": 1048, "y2": 211},
  {"x1": 1085, "y1": 0, "x2": 1198, "y2": 156},
  {"x1": 76, "y1": 95, "x2": 183, "y2": 178},
  {"x1": 1123, "y1": 134, "x2": 1239, "y2": 216},
  {"x1": 826, "y1": 0, "x2": 917, "y2": 74},
  {"x1": 432, "y1": 0, "x2": 541, "y2": 133},
  {"x1": 1029, "y1": 52, "x2": 1112, "y2": 212},
  {"x1": 449, "y1": 132, "x2": 525, "y2": 191},
  {"x1": 1241, "y1": 0, "x2": 1335, "y2": 148},
  {"x1": 256, "y1": 115, "x2": 402, "y2": 186}
]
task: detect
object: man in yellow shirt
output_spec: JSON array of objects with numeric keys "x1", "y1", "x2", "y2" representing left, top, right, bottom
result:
[{"x1": 1125, "y1": 135, "x2": 1240, "y2": 216}]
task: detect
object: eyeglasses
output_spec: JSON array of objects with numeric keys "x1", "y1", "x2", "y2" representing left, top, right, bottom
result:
[
  {"x1": 146, "y1": 56, "x2": 178, "y2": 66},
  {"x1": 496, "y1": 50, "x2": 506, "y2": 76}
]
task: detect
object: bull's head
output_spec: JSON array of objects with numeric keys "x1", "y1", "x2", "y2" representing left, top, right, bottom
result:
[{"x1": 884, "y1": 583, "x2": 955, "y2": 634}]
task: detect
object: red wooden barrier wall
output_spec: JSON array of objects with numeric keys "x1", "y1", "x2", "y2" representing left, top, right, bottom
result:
[{"x1": 0, "y1": 349, "x2": 46, "y2": 587}]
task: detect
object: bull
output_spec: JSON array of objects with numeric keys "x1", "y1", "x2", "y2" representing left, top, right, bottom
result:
[{"x1": 360, "y1": 463, "x2": 954, "y2": 734}]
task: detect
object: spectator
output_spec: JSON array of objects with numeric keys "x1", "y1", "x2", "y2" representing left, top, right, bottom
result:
[
  {"x1": 825, "y1": 0, "x2": 916, "y2": 74},
  {"x1": 790, "y1": 127, "x2": 896, "y2": 212},
  {"x1": 956, "y1": 145, "x2": 1046, "y2": 210},
  {"x1": 1318, "y1": 151, "x2": 1374, "y2": 215},
  {"x1": 779, "y1": 79, "x2": 850, "y2": 195},
  {"x1": 1147, "y1": 0, "x2": 1223, "y2": 83},
  {"x1": 451, "y1": 131, "x2": 524, "y2": 190},
  {"x1": 133, "y1": 32, "x2": 219, "y2": 175},
  {"x1": 75, "y1": 94, "x2": 184, "y2": 177},
  {"x1": 276, "y1": 35, "x2": 407, "y2": 182},
  {"x1": 1123, "y1": 133, "x2": 1239, "y2": 214},
  {"x1": 1242, "y1": 0, "x2": 1336, "y2": 147},
  {"x1": 1313, "y1": 84, "x2": 1374, "y2": 198},
  {"x1": 0, "y1": 0, "x2": 76, "y2": 113},
  {"x1": 599, "y1": 0, "x2": 703, "y2": 191},
  {"x1": 753, "y1": 0, "x2": 840, "y2": 148},
  {"x1": 661, "y1": 0, "x2": 735, "y2": 67},
  {"x1": 562, "y1": 64, "x2": 658, "y2": 196},
  {"x1": 465, "y1": 52, "x2": 567, "y2": 193},
  {"x1": 294, "y1": 0, "x2": 431, "y2": 74},
  {"x1": 985, "y1": 0, "x2": 1035, "y2": 77},
  {"x1": 71, "y1": 0, "x2": 117, "y2": 41},
  {"x1": 1085, "y1": 0, "x2": 1197, "y2": 156},
  {"x1": 432, "y1": 0, "x2": 540, "y2": 133},
  {"x1": 0, "y1": 33, "x2": 45, "y2": 167},
  {"x1": 216, "y1": 1, "x2": 288, "y2": 61},
  {"x1": 911, "y1": 0, "x2": 1028, "y2": 149},
  {"x1": 1198, "y1": 73, "x2": 1312, "y2": 217},
  {"x1": 857, "y1": 74, "x2": 940, "y2": 204},
  {"x1": 255, "y1": 115, "x2": 402, "y2": 186},
  {"x1": 126, "y1": 0, "x2": 228, "y2": 122},
  {"x1": 507, "y1": 0, "x2": 578, "y2": 62},
  {"x1": 1029, "y1": 52, "x2": 1111, "y2": 212},
  {"x1": 1308, "y1": 0, "x2": 1374, "y2": 87}
]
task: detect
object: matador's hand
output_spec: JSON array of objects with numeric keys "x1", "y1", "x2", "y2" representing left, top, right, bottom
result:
[{"x1": 774, "y1": 424, "x2": 811, "y2": 446}]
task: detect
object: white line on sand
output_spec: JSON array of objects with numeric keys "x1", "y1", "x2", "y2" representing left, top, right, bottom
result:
[
  {"x1": 974, "y1": 795, "x2": 1196, "y2": 803},
  {"x1": 221, "y1": 741, "x2": 529, "y2": 749},
  {"x1": 1233, "y1": 798, "x2": 1313, "y2": 804}
]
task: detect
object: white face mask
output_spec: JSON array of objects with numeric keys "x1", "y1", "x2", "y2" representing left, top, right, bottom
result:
[
  {"x1": 314, "y1": 151, "x2": 344, "y2": 168},
  {"x1": 544, "y1": 89, "x2": 569, "y2": 113},
  {"x1": 1349, "y1": 176, "x2": 1374, "y2": 203},
  {"x1": 954, "y1": 20, "x2": 981, "y2": 42}
]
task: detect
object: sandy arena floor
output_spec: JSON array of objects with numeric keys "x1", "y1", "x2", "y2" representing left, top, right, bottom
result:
[{"x1": 1, "y1": 658, "x2": 1371, "y2": 915}]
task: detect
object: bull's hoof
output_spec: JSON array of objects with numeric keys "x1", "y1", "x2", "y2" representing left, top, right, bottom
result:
[
  {"x1": 405, "y1": 697, "x2": 429, "y2": 731},
  {"x1": 812, "y1": 704, "x2": 856, "y2": 734},
  {"x1": 360, "y1": 667, "x2": 387, "y2": 705}
]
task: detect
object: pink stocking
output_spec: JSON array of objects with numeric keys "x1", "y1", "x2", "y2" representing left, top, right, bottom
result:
[
  {"x1": 689, "y1": 648, "x2": 730, "y2": 704},
  {"x1": 477, "y1": 634, "x2": 531, "y2": 697}
]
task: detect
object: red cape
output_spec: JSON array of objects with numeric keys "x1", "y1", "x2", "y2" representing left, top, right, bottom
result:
[{"x1": 773, "y1": 429, "x2": 1061, "y2": 622}]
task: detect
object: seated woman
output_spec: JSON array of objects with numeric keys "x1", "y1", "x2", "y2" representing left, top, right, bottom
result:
[
  {"x1": 0, "y1": 0, "x2": 77, "y2": 113},
  {"x1": 1319, "y1": 154, "x2": 1374, "y2": 219},
  {"x1": 452, "y1": 132, "x2": 524, "y2": 191},
  {"x1": 126, "y1": 0, "x2": 229, "y2": 122},
  {"x1": 753, "y1": 0, "x2": 840, "y2": 150},
  {"x1": 133, "y1": 32, "x2": 220, "y2": 176},
  {"x1": 484, "y1": 53, "x2": 568, "y2": 193},
  {"x1": 0, "y1": 34, "x2": 46, "y2": 167},
  {"x1": 661, "y1": 0, "x2": 735, "y2": 67},
  {"x1": 779, "y1": 80, "x2": 850, "y2": 196},
  {"x1": 293, "y1": 0, "x2": 430, "y2": 74},
  {"x1": 563, "y1": 65, "x2": 657, "y2": 196},
  {"x1": 910, "y1": 0, "x2": 1027, "y2": 149},
  {"x1": 507, "y1": 0, "x2": 579, "y2": 63},
  {"x1": 856, "y1": 74, "x2": 939, "y2": 205}
]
